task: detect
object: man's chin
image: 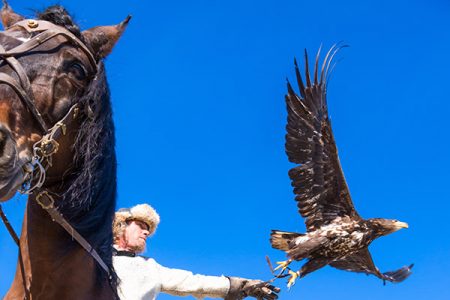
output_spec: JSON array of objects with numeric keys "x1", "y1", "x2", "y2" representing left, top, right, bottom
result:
[{"x1": 130, "y1": 243, "x2": 146, "y2": 254}]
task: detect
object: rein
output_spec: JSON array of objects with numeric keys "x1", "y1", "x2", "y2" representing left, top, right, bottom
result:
[{"x1": 0, "y1": 19, "x2": 113, "y2": 299}]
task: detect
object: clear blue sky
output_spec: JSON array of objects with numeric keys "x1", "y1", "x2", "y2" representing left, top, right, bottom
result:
[{"x1": 1, "y1": 0, "x2": 449, "y2": 299}]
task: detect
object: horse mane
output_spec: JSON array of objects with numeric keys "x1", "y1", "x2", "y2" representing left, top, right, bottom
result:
[
  {"x1": 36, "y1": 6, "x2": 83, "y2": 41},
  {"x1": 35, "y1": 6, "x2": 118, "y2": 288}
]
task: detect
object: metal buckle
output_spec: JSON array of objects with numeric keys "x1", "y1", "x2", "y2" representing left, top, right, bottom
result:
[
  {"x1": 40, "y1": 139, "x2": 59, "y2": 156},
  {"x1": 36, "y1": 191, "x2": 54, "y2": 210}
]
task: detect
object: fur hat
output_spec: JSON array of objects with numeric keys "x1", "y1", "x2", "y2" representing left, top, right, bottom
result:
[{"x1": 113, "y1": 204, "x2": 160, "y2": 239}]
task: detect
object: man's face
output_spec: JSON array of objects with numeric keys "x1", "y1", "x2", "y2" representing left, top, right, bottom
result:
[{"x1": 123, "y1": 220, "x2": 150, "y2": 253}]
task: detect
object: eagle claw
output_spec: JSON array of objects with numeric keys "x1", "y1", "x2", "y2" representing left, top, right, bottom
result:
[
  {"x1": 287, "y1": 270, "x2": 300, "y2": 289},
  {"x1": 273, "y1": 260, "x2": 292, "y2": 272}
]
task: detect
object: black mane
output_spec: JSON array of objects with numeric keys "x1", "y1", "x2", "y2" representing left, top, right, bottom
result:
[
  {"x1": 36, "y1": 5, "x2": 83, "y2": 40},
  {"x1": 62, "y1": 62, "x2": 117, "y2": 283}
]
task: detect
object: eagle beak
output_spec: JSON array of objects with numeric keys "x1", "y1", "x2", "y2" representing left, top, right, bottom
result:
[{"x1": 394, "y1": 221, "x2": 409, "y2": 229}]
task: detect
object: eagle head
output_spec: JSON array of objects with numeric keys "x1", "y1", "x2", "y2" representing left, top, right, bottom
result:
[{"x1": 367, "y1": 218, "x2": 409, "y2": 237}]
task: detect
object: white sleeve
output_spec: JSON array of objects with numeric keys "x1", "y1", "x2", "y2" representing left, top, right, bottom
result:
[{"x1": 155, "y1": 262, "x2": 230, "y2": 299}]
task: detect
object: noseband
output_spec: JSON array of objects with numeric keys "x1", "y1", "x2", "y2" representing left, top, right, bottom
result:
[{"x1": 0, "y1": 19, "x2": 114, "y2": 299}]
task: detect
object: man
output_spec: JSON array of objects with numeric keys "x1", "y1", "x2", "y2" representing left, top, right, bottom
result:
[{"x1": 112, "y1": 204, "x2": 280, "y2": 300}]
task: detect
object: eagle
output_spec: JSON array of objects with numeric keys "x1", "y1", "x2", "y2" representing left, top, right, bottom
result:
[{"x1": 270, "y1": 45, "x2": 413, "y2": 288}]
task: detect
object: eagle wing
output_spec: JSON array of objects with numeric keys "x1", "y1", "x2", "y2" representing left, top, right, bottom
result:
[
  {"x1": 285, "y1": 45, "x2": 361, "y2": 231},
  {"x1": 330, "y1": 248, "x2": 414, "y2": 283}
]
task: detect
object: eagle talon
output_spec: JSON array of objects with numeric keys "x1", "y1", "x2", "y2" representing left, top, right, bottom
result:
[
  {"x1": 274, "y1": 259, "x2": 292, "y2": 272},
  {"x1": 287, "y1": 270, "x2": 300, "y2": 289}
]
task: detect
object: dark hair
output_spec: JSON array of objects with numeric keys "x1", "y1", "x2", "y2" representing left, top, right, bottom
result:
[{"x1": 37, "y1": 5, "x2": 83, "y2": 40}]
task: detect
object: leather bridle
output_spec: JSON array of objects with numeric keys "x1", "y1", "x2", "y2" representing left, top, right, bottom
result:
[
  {"x1": 0, "y1": 19, "x2": 97, "y2": 132},
  {"x1": 0, "y1": 19, "x2": 114, "y2": 299}
]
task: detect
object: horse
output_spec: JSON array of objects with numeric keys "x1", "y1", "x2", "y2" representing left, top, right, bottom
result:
[{"x1": 0, "y1": 2, "x2": 128, "y2": 299}]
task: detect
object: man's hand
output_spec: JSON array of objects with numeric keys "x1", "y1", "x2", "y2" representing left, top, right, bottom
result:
[{"x1": 225, "y1": 277, "x2": 280, "y2": 300}]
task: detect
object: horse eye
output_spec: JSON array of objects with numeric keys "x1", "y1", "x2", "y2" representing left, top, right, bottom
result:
[{"x1": 69, "y1": 62, "x2": 87, "y2": 80}]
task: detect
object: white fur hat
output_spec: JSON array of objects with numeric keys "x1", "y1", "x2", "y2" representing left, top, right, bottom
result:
[{"x1": 113, "y1": 204, "x2": 160, "y2": 238}]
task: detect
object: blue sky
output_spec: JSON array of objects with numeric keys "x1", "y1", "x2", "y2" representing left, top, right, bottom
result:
[{"x1": 1, "y1": 0, "x2": 450, "y2": 299}]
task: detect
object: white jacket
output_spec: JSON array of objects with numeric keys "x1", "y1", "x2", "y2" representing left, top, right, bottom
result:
[{"x1": 113, "y1": 254, "x2": 230, "y2": 300}]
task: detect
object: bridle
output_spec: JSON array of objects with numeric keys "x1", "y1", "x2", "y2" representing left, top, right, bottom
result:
[
  {"x1": 0, "y1": 19, "x2": 97, "y2": 132},
  {"x1": 0, "y1": 19, "x2": 114, "y2": 299}
]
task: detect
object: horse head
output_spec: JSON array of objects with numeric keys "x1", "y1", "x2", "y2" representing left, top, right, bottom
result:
[{"x1": 0, "y1": 1, "x2": 128, "y2": 202}]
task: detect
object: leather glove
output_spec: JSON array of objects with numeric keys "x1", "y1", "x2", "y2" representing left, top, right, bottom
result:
[{"x1": 225, "y1": 277, "x2": 280, "y2": 300}]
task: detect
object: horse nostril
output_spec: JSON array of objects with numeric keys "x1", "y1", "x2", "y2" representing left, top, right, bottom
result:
[
  {"x1": 0, "y1": 130, "x2": 7, "y2": 157},
  {"x1": 0, "y1": 125, "x2": 15, "y2": 162}
]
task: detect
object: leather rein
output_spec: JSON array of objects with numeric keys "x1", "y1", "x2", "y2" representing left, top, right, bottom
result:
[{"x1": 0, "y1": 19, "x2": 112, "y2": 298}]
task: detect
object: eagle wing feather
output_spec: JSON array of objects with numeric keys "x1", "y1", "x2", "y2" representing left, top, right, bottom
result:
[
  {"x1": 330, "y1": 248, "x2": 413, "y2": 283},
  {"x1": 285, "y1": 45, "x2": 360, "y2": 231}
]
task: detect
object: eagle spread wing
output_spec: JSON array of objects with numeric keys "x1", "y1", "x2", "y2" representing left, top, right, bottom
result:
[
  {"x1": 330, "y1": 248, "x2": 414, "y2": 283},
  {"x1": 285, "y1": 45, "x2": 360, "y2": 231}
]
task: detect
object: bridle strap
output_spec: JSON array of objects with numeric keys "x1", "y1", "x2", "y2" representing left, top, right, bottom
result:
[
  {"x1": 32, "y1": 103, "x2": 80, "y2": 167},
  {"x1": 0, "y1": 72, "x2": 48, "y2": 132},
  {"x1": 0, "y1": 44, "x2": 35, "y2": 100},
  {"x1": 5, "y1": 19, "x2": 97, "y2": 71},
  {"x1": 0, "y1": 45, "x2": 44, "y2": 132},
  {"x1": 0, "y1": 204, "x2": 19, "y2": 245},
  {"x1": 35, "y1": 191, "x2": 111, "y2": 276}
]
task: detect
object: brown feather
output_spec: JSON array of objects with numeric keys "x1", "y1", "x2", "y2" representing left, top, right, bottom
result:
[
  {"x1": 270, "y1": 230, "x2": 303, "y2": 251},
  {"x1": 285, "y1": 46, "x2": 360, "y2": 232}
]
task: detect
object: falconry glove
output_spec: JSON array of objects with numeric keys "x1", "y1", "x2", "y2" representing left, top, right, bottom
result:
[{"x1": 225, "y1": 277, "x2": 280, "y2": 300}]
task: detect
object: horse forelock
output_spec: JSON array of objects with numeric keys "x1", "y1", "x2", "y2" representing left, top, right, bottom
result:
[{"x1": 36, "y1": 5, "x2": 84, "y2": 41}]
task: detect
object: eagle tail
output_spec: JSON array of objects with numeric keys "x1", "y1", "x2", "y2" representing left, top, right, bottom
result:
[{"x1": 270, "y1": 230, "x2": 304, "y2": 251}]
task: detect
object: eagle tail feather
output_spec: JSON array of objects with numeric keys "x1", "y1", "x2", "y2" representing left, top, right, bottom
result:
[{"x1": 270, "y1": 230, "x2": 304, "y2": 251}]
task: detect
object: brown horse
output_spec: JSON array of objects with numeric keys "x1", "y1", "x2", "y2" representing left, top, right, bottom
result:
[{"x1": 0, "y1": 2, "x2": 128, "y2": 299}]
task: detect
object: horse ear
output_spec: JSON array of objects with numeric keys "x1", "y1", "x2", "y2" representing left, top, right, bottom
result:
[
  {"x1": 82, "y1": 15, "x2": 131, "y2": 60},
  {"x1": 1, "y1": 0, "x2": 24, "y2": 29}
]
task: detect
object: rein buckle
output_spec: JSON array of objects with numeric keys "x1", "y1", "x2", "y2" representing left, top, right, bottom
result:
[{"x1": 36, "y1": 191, "x2": 55, "y2": 210}]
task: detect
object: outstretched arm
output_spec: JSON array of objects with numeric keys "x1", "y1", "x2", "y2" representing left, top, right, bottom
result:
[
  {"x1": 158, "y1": 264, "x2": 228, "y2": 298},
  {"x1": 157, "y1": 262, "x2": 279, "y2": 299}
]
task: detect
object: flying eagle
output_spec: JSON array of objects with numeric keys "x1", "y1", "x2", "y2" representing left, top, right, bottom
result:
[{"x1": 270, "y1": 45, "x2": 413, "y2": 287}]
